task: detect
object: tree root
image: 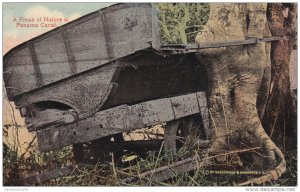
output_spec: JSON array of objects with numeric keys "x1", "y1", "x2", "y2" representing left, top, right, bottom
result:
[
  {"x1": 210, "y1": 123, "x2": 287, "y2": 186},
  {"x1": 238, "y1": 142, "x2": 286, "y2": 186}
]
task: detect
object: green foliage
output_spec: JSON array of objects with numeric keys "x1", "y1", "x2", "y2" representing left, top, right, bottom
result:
[
  {"x1": 3, "y1": 143, "x2": 18, "y2": 167},
  {"x1": 3, "y1": 145, "x2": 23, "y2": 186},
  {"x1": 3, "y1": 144, "x2": 73, "y2": 186},
  {"x1": 157, "y1": 3, "x2": 210, "y2": 44}
]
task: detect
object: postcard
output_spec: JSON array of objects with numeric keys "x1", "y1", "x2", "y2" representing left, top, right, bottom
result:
[{"x1": 2, "y1": 2, "x2": 297, "y2": 188}]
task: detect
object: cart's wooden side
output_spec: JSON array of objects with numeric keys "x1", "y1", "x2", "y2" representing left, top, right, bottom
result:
[
  {"x1": 36, "y1": 91, "x2": 209, "y2": 152},
  {"x1": 4, "y1": 3, "x2": 160, "y2": 100}
]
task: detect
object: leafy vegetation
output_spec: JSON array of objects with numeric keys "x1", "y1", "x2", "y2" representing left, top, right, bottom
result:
[{"x1": 157, "y1": 3, "x2": 210, "y2": 44}]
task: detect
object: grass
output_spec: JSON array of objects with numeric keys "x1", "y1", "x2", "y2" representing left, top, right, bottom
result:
[{"x1": 3, "y1": 138, "x2": 297, "y2": 186}]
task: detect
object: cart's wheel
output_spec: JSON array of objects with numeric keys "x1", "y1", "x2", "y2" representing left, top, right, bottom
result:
[{"x1": 164, "y1": 114, "x2": 208, "y2": 155}]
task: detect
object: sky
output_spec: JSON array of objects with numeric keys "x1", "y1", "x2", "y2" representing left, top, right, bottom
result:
[{"x1": 3, "y1": 2, "x2": 115, "y2": 54}]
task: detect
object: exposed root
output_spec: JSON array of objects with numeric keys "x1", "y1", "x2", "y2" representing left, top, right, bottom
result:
[
  {"x1": 238, "y1": 143, "x2": 286, "y2": 186},
  {"x1": 209, "y1": 117, "x2": 287, "y2": 186}
]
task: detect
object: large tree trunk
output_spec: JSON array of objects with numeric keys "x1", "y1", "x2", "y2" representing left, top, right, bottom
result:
[
  {"x1": 262, "y1": 3, "x2": 297, "y2": 150},
  {"x1": 195, "y1": 3, "x2": 295, "y2": 185}
]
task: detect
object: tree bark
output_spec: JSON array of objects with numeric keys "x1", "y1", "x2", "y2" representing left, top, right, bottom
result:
[
  {"x1": 195, "y1": 3, "x2": 293, "y2": 185},
  {"x1": 262, "y1": 3, "x2": 297, "y2": 150}
]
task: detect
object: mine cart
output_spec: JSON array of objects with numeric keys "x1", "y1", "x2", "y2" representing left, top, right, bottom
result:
[
  {"x1": 4, "y1": 3, "x2": 283, "y2": 164},
  {"x1": 4, "y1": 3, "x2": 212, "y2": 156}
]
